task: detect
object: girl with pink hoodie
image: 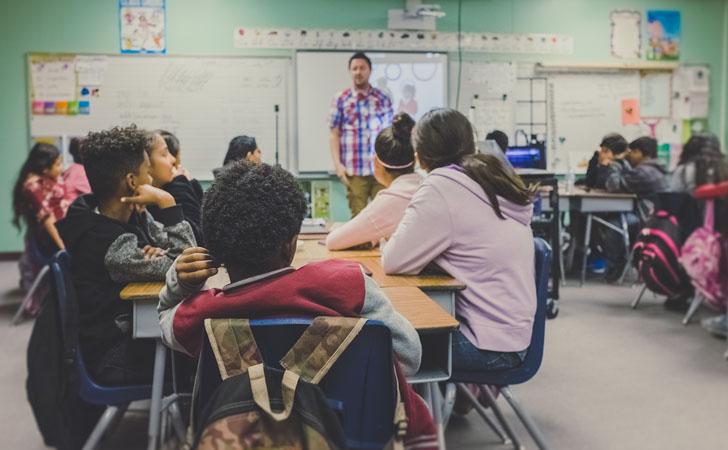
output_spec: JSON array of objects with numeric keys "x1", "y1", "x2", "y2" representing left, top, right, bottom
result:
[
  {"x1": 382, "y1": 108, "x2": 537, "y2": 373},
  {"x1": 326, "y1": 113, "x2": 422, "y2": 250}
]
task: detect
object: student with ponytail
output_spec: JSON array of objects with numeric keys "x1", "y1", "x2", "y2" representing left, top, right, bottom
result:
[
  {"x1": 326, "y1": 113, "x2": 422, "y2": 250},
  {"x1": 382, "y1": 108, "x2": 538, "y2": 377}
]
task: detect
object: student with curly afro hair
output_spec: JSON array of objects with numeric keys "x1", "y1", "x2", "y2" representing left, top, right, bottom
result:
[{"x1": 158, "y1": 162, "x2": 438, "y2": 449}]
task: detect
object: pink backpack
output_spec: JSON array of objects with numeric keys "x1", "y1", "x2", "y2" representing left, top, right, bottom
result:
[{"x1": 679, "y1": 200, "x2": 726, "y2": 310}]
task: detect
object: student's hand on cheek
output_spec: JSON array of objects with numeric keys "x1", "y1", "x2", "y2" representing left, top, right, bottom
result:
[
  {"x1": 121, "y1": 184, "x2": 175, "y2": 209},
  {"x1": 176, "y1": 247, "x2": 219, "y2": 286}
]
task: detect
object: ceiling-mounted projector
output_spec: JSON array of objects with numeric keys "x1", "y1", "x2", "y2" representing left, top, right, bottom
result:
[{"x1": 388, "y1": 0, "x2": 445, "y2": 31}]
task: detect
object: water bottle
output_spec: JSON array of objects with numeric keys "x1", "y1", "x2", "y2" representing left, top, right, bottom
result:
[{"x1": 566, "y1": 166, "x2": 575, "y2": 194}]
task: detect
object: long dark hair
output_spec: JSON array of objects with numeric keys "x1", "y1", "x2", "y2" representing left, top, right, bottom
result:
[
  {"x1": 375, "y1": 112, "x2": 416, "y2": 176},
  {"x1": 414, "y1": 108, "x2": 535, "y2": 219},
  {"x1": 12, "y1": 143, "x2": 61, "y2": 229},
  {"x1": 679, "y1": 132, "x2": 720, "y2": 166}
]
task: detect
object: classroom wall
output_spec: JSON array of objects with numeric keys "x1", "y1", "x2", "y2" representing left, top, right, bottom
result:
[{"x1": 1, "y1": 0, "x2": 726, "y2": 252}]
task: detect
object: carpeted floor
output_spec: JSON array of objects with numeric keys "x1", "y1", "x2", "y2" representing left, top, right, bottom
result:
[{"x1": 1, "y1": 260, "x2": 726, "y2": 449}]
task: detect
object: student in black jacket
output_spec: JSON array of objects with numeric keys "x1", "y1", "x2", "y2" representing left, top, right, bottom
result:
[
  {"x1": 157, "y1": 130, "x2": 204, "y2": 201},
  {"x1": 146, "y1": 131, "x2": 204, "y2": 245},
  {"x1": 57, "y1": 125, "x2": 195, "y2": 384}
]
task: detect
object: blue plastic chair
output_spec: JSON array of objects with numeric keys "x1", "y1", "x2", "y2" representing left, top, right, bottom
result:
[
  {"x1": 193, "y1": 318, "x2": 397, "y2": 450},
  {"x1": 50, "y1": 251, "x2": 152, "y2": 450},
  {"x1": 446, "y1": 237, "x2": 553, "y2": 450}
]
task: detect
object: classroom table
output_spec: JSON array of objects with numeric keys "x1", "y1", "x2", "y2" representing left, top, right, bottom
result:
[{"x1": 540, "y1": 185, "x2": 637, "y2": 285}]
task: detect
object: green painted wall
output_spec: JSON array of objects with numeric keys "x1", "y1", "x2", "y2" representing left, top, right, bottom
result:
[{"x1": 1, "y1": 0, "x2": 726, "y2": 251}]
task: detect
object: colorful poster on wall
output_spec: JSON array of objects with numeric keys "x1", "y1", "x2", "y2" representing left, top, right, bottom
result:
[
  {"x1": 119, "y1": 0, "x2": 166, "y2": 54},
  {"x1": 646, "y1": 10, "x2": 680, "y2": 60}
]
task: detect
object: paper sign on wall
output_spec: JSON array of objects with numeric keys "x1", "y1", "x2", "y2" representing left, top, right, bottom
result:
[
  {"x1": 610, "y1": 10, "x2": 641, "y2": 58},
  {"x1": 621, "y1": 99, "x2": 640, "y2": 125},
  {"x1": 30, "y1": 59, "x2": 76, "y2": 102}
]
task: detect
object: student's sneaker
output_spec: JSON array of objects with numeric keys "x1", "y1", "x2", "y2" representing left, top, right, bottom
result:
[
  {"x1": 588, "y1": 256, "x2": 607, "y2": 274},
  {"x1": 701, "y1": 315, "x2": 727, "y2": 338}
]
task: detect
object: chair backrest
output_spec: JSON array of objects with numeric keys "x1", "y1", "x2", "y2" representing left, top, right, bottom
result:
[
  {"x1": 459, "y1": 237, "x2": 552, "y2": 386},
  {"x1": 194, "y1": 318, "x2": 396, "y2": 450},
  {"x1": 48, "y1": 251, "x2": 151, "y2": 405}
]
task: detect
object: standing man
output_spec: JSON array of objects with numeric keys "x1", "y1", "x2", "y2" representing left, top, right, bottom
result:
[{"x1": 329, "y1": 52, "x2": 394, "y2": 217}]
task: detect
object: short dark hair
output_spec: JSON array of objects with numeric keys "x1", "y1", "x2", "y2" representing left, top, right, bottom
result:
[
  {"x1": 156, "y1": 130, "x2": 180, "y2": 159},
  {"x1": 629, "y1": 136, "x2": 658, "y2": 159},
  {"x1": 223, "y1": 135, "x2": 257, "y2": 166},
  {"x1": 600, "y1": 133, "x2": 628, "y2": 155},
  {"x1": 203, "y1": 163, "x2": 307, "y2": 271},
  {"x1": 68, "y1": 137, "x2": 84, "y2": 164},
  {"x1": 82, "y1": 125, "x2": 151, "y2": 201},
  {"x1": 485, "y1": 130, "x2": 509, "y2": 153},
  {"x1": 348, "y1": 52, "x2": 372, "y2": 69}
]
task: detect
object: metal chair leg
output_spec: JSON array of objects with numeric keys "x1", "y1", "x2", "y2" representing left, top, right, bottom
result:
[
  {"x1": 618, "y1": 246, "x2": 636, "y2": 285},
  {"x1": 12, "y1": 265, "x2": 50, "y2": 325},
  {"x1": 682, "y1": 293, "x2": 703, "y2": 325},
  {"x1": 580, "y1": 214, "x2": 593, "y2": 286},
  {"x1": 456, "y1": 384, "x2": 509, "y2": 444},
  {"x1": 83, "y1": 405, "x2": 124, "y2": 450},
  {"x1": 441, "y1": 383, "x2": 457, "y2": 429},
  {"x1": 500, "y1": 387, "x2": 552, "y2": 450},
  {"x1": 428, "y1": 383, "x2": 446, "y2": 450},
  {"x1": 478, "y1": 385, "x2": 524, "y2": 450},
  {"x1": 631, "y1": 284, "x2": 648, "y2": 309}
]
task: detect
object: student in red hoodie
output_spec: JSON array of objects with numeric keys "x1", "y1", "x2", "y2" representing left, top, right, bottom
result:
[{"x1": 158, "y1": 162, "x2": 437, "y2": 449}]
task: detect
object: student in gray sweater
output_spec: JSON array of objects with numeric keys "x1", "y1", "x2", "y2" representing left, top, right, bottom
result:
[{"x1": 58, "y1": 125, "x2": 195, "y2": 385}]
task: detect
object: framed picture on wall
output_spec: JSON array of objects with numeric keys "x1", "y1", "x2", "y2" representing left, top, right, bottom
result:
[{"x1": 119, "y1": 0, "x2": 167, "y2": 54}]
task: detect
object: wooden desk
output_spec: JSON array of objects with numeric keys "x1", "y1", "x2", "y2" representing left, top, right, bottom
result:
[{"x1": 295, "y1": 238, "x2": 381, "y2": 260}]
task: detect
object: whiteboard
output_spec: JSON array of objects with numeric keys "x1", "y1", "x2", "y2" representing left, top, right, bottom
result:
[
  {"x1": 29, "y1": 55, "x2": 291, "y2": 180},
  {"x1": 296, "y1": 51, "x2": 447, "y2": 173},
  {"x1": 547, "y1": 72, "x2": 642, "y2": 173}
]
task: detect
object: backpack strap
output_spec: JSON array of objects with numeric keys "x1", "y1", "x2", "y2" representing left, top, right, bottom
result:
[
  {"x1": 384, "y1": 366, "x2": 407, "y2": 450},
  {"x1": 279, "y1": 316, "x2": 367, "y2": 384},
  {"x1": 247, "y1": 363, "x2": 300, "y2": 422},
  {"x1": 704, "y1": 199, "x2": 715, "y2": 231},
  {"x1": 204, "y1": 318, "x2": 263, "y2": 380}
]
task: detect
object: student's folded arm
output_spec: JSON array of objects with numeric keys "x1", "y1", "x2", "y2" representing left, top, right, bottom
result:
[
  {"x1": 158, "y1": 258, "x2": 206, "y2": 355},
  {"x1": 605, "y1": 165, "x2": 628, "y2": 192},
  {"x1": 381, "y1": 183, "x2": 452, "y2": 275},
  {"x1": 326, "y1": 201, "x2": 385, "y2": 250},
  {"x1": 359, "y1": 273, "x2": 421, "y2": 376},
  {"x1": 104, "y1": 233, "x2": 174, "y2": 283},
  {"x1": 144, "y1": 207, "x2": 196, "y2": 257}
]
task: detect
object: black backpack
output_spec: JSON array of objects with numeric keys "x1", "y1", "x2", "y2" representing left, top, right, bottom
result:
[
  {"x1": 633, "y1": 210, "x2": 691, "y2": 297},
  {"x1": 26, "y1": 253, "x2": 103, "y2": 450}
]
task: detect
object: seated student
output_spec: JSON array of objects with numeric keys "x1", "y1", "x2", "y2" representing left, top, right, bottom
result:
[
  {"x1": 381, "y1": 108, "x2": 536, "y2": 380},
  {"x1": 581, "y1": 133, "x2": 629, "y2": 189},
  {"x1": 157, "y1": 129, "x2": 205, "y2": 201},
  {"x1": 63, "y1": 137, "x2": 91, "y2": 201},
  {"x1": 669, "y1": 132, "x2": 725, "y2": 192},
  {"x1": 145, "y1": 131, "x2": 204, "y2": 245},
  {"x1": 605, "y1": 136, "x2": 668, "y2": 195},
  {"x1": 485, "y1": 130, "x2": 508, "y2": 154},
  {"x1": 12, "y1": 143, "x2": 69, "y2": 290},
  {"x1": 57, "y1": 125, "x2": 195, "y2": 385},
  {"x1": 212, "y1": 135, "x2": 262, "y2": 177},
  {"x1": 158, "y1": 162, "x2": 437, "y2": 449},
  {"x1": 326, "y1": 113, "x2": 422, "y2": 250}
]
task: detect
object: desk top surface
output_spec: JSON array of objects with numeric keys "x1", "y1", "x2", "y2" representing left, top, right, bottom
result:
[
  {"x1": 540, "y1": 185, "x2": 636, "y2": 199},
  {"x1": 120, "y1": 281, "x2": 458, "y2": 331}
]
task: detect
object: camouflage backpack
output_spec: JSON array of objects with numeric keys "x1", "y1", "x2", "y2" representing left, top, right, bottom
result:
[{"x1": 192, "y1": 317, "x2": 407, "y2": 450}]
